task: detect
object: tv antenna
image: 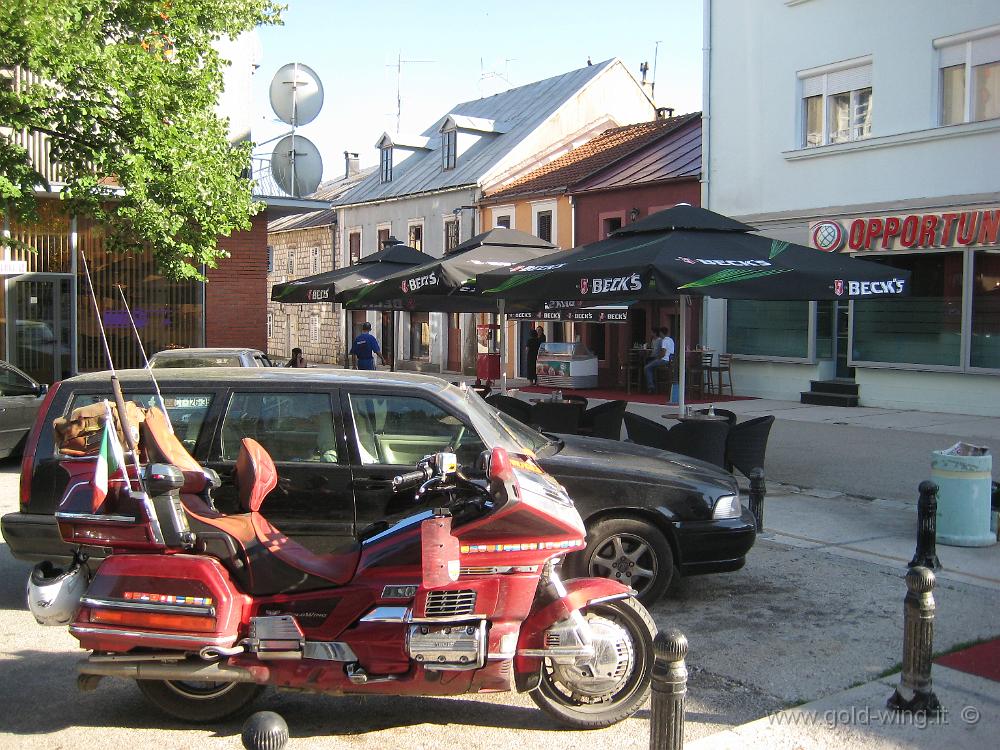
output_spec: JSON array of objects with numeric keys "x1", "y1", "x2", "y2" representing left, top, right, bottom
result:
[
  {"x1": 652, "y1": 40, "x2": 662, "y2": 100},
  {"x1": 387, "y1": 52, "x2": 434, "y2": 135},
  {"x1": 479, "y1": 57, "x2": 516, "y2": 97},
  {"x1": 266, "y1": 62, "x2": 324, "y2": 196}
]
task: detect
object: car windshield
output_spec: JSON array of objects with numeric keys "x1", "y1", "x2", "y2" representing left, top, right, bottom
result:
[
  {"x1": 459, "y1": 388, "x2": 555, "y2": 455},
  {"x1": 152, "y1": 356, "x2": 242, "y2": 368}
]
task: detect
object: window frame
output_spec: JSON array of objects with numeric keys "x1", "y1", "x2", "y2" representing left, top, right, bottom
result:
[
  {"x1": 490, "y1": 204, "x2": 515, "y2": 230},
  {"x1": 531, "y1": 200, "x2": 558, "y2": 246},
  {"x1": 442, "y1": 128, "x2": 457, "y2": 171},
  {"x1": 380, "y1": 145, "x2": 393, "y2": 182},
  {"x1": 347, "y1": 228, "x2": 362, "y2": 267},
  {"x1": 407, "y1": 220, "x2": 424, "y2": 252},
  {"x1": 798, "y1": 57, "x2": 873, "y2": 148},
  {"x1": 443, "y1": 216, "x2": 461, "y2": 252},
  {"x1": 935, "y1": 27, "x2": 1000, "y2": 126},
  {"x1": 376, "y1": 223, "x2": 392, "y2": 251}
]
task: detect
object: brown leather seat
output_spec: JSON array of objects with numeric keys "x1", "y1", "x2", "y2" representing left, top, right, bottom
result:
[{"x1": 236, "y1": 438, "x2": 360, "y2": 586}]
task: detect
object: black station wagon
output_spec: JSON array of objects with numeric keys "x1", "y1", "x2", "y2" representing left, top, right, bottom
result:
[{"x1": 1, "y1": 368, "x2": 756, "y2": 603}]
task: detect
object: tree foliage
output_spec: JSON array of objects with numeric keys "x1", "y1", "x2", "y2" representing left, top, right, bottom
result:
[{"x1": 0, "y1": 1, "x2": 283, "y2": 279}]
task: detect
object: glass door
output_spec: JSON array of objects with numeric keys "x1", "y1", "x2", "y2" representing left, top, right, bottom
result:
[
  {"x1": 9, "y1": 275, "x2": 74, "y2": 385},
  {"x1": 835, "y1": 301, "x2": 854, "y2": 379}
]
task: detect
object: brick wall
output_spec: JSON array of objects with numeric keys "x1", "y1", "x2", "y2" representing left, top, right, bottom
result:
[
  {"x1": 205, "y1": 213, "x2": 268, "y2": 350},
  {"x1": 266, "y1": 222, "x2": 343, "y2": 365}
]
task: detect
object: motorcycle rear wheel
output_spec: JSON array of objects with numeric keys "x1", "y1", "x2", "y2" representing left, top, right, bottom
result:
[
  {"x1": 136, "y1": 679, "x2": 265, "y2": 723},
  {"x1": 529, "y1": 596, "x2": 656, "y2": 729}
]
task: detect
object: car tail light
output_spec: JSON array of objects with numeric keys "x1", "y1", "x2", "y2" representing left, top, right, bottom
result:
[
  {"x1": 20, "y1": 381, "x2": 62, "y2": 510},
  {"x1": 86, "y1": 607, "x2": 216, "y2": 633}
]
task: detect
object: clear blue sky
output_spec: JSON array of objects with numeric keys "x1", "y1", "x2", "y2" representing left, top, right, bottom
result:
[{"x1": 252, "y1": 0, "x2": 704, "y2": 181}]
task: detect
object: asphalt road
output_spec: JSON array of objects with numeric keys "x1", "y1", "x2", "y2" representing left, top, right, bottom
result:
[{"x1": 3, "y1": 455, "x2": 999, "y2": 749}]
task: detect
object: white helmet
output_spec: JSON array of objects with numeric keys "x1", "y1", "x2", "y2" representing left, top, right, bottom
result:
[{"x1": 27, "y1": 560, "x2": 90, "y2": 626}]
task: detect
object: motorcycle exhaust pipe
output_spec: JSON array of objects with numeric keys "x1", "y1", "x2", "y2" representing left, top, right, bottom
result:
[{"x1": 78, "y1": 657, "x2": 266, "y2": 684}]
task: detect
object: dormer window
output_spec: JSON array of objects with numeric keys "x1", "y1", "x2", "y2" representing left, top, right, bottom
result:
[
  {"x1": 380, "y1": 146, "x2": 392, "y2": 182},
  {"x1": 442, "y1": 129, "x2": 457, "y2": 170}
]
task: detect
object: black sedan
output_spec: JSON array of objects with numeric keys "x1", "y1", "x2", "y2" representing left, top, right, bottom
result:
[{"x1": 2, "y1": 369, "x2": 755, "y2": 603}]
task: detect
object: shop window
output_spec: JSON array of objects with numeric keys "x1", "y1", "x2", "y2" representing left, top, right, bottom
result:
[
  {"x1": 937, "y1": 30, "x2": 1000, "y2": 125},
  {"x1": 971, "y1": 249, "x2": 1000, "y2": 368},
  {"x1": 408, "y1": 222, "x2": 423, "y2": 251},
  {"x1": 800, "y1": 61, "x2": 873, "y2": 147},
  {"x1": 727, "y1": 301, "x2": 810, "y2": 358},
  {"x1": 815, "y1": 301, "x2": 834, "y2": 359},
  {"x1": 444, "y1": 219, "x2": 460, "y2": 252},
  {"x1": 852, "y1": 253, "x2": 963, "y2": 367},
  {"x1": 409, "y1": 312, "x2": 430, "y2": 360}
]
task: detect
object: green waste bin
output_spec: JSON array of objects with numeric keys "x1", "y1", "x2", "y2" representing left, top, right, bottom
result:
[{"x1": 931, "y1": 443, "x2": 995, "y2": 547}]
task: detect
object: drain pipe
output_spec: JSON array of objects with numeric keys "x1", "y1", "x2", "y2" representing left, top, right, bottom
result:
[{"x1": 701, "y1": 0, "x2": 712, "y2": 211}]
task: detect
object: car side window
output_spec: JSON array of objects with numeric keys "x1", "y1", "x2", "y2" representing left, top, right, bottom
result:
[
  {"x1": 347, "y1": 393, "x2": 485, "y2": 468},
  {"x1": 221, "y1": 392, "x2": 337, "y2": 463},
  {"x1": 0, "y1": 366, "x2": 37, "y2": 397},
  {"x1": 68, "y1": 393, "x2": 213, "y2": 452}
]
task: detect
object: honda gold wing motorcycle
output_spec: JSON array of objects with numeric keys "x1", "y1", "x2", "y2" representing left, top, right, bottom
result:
[{"x1": 31, "y1": 403, "x2": 656, "y2": 729}]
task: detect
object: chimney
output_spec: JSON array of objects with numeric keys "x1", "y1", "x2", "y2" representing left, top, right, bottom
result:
[
  {"x1": 344, "y1": 151, "x2": 360, "y2": 178},
  {"x1": 655, "y1": 107, "x2": 675, "y2": 121}
]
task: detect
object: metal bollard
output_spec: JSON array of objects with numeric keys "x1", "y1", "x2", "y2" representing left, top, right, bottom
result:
[
  {"x1": 909, "y1": 481, "x2": 941, "y2": 570},
  {"x1": 748, "y1": 468, "x2": 766, "y2": 531},
  {"x1": 650, "y1": 629, "x2": 688, "y2": 750},
  {"x1": 886, "y1": 566, "x2": 942, "y2": 715}
]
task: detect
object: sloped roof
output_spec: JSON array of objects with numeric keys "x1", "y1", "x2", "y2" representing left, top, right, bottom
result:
[
  {"x1": 268, "y1": 166, "x2": 375, "y2": 233},
  {"x1": 333, "y1": 59, "x2": 623, "y2": 207},
  {"x1": 483, "y1": 112, "x2": 701, "y2": 202}
]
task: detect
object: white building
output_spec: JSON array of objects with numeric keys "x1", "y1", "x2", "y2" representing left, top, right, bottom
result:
[
  {"x1": 334, "y1": 58, "x2": 655, "y2": 374},
  {"x1": 703, "y1": 0, "x2": 1000, "y2": 415}
]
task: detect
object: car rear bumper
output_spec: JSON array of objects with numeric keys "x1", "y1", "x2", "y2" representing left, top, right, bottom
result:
[
  {"x1": 1, "y1": 512, "x2": 95, "y2": 564},
  {"x1": 672, "y1": 509, "x2": 756, "y2": 577}
]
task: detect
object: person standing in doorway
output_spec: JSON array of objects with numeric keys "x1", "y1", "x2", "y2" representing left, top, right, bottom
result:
[
  {"x1": 285, "y1": 347, "x2": 307, "y2": 368},
  {"x1": 525, "y1": 328, "x2": 541, "y2": 385},
  {"x1": 350, "y1": 322, "x2": 382, "y2": 370}
]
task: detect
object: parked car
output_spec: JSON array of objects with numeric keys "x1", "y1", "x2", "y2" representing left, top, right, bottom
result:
[
  {"x1": 149, "y1": 347, "x2": 275, "y2": 368},
  {"x1": 0, "y1": 359, "x2": 48, "y2": 458},
  {"x1": 1, "y1": 369, "x2": 755, "y2": 602}
]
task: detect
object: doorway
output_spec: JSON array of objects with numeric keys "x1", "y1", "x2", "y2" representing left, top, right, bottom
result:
[
  {"x1": 8, "y1": 274, "x2": 74, "y2": 384},
  {"x1": 447, "y1": 313, "x2": 462, "y2": 372},
  {"x1": 835, "y1": 302, "x2": 854, "y2": 379}
]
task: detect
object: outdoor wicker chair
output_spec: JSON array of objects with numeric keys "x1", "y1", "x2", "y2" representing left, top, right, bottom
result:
[
  {"x1": 485, "y1": 393, "x2": 532, "y2": 425},
  {"x1": 579, "y1": 400, "x2": 627, "y2": 440},
  {"x1": 530, "y1": 401, "x2": 582, "y2": 434},
  {"x1": 666, "y1": 420, "x2": 730, "y2": 469},
  {"x1": 725, "y1": 415, "x2": 775, "y2": 477},
  {"x1": 694, "y1": 407, "x2": 738, "y2": 426},
  {"x1": 623, "y1": 412, "x2": 673, "y2": 450}
]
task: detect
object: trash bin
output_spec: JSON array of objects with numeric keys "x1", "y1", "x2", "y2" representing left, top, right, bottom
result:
[
  {"x1": 931, "y1": 442, "x2": 995, "y2": 547},
  {"x1": 476, "y1": 352, "x2": 500, "y2": 382}
]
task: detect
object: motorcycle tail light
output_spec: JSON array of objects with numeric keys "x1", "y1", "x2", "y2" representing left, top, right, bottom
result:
[
  {"x1": 87, "y1": 607, "x2": 216, "y2": 633},
  {"x1": 58, "y1": 521, "x2": 153, "y2": 547}
]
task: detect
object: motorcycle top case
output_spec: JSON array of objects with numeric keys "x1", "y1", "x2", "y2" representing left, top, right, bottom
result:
[{"x1": 71, "y1": 554, "x2": 247, "y2": 652}]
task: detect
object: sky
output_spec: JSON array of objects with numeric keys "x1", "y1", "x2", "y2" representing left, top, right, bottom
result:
[{"x1": 251, "y1": 0, "x2": 704, "y2": 182}]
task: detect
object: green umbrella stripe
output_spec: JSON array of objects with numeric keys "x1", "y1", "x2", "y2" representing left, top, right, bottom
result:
[
  {"x1": 678, "y1": 267, "x2": 791, "y2": 289},
  {"x1": 346, "y1": 284, "x2": 378, "y2": 305},
  {"x1": 593, "y1": 234, "x2": 673, "y2": 259},
  {"x1": 483, "y1": 271, "x2": 550, "y2": 293},
  {"x1": 769, "y1": 240, "x2": 790, "y2": 259}
]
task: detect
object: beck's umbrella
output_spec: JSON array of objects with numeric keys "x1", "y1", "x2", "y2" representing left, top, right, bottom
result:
[
  {"x1": 476, "y1": 205, "x2": 911, "y2": 408},
  {"x1": 270, "y1": 242, "x2": 429, "y2": 304},
  {"x1": 338, "y1": 228, "x2": 558, "y2": 391}
]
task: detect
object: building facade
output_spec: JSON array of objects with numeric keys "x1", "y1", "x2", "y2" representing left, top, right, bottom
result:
[{"x1": 704, "y1": 0, "x2": 1000, "y2": 415}]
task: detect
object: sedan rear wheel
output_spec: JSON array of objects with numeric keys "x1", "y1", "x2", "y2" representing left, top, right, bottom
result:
[{"x1": 571, "y1": 518, "x2": 674, "y2": 605}]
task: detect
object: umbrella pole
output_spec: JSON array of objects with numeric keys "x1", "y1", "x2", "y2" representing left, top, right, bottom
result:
[
  {"x1": 391, "y1": 311, "x2": 397, "y2": 372},
  {"x1": 677, "y1": 295, "x2": 687, "y2": 413},
  {"x1": 498, "y1": 299, "x2": 507, "y2": 394}
]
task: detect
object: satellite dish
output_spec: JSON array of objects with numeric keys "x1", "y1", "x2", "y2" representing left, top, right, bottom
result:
[
  {"x1": 269, "y1": 63, "x2": 324, "y2": 127},
  {"x1": 271, "y1": 135, "x2": 323, "y2": 196}
]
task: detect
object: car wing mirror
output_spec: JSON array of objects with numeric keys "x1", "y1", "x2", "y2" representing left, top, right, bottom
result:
[{"x1": 36, "y1": 383, "x2": 48, "y2": 397}]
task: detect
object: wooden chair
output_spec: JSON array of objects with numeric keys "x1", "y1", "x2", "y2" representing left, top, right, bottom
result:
[
  {"x1": 686, "y1": 351, "x2": 715, "y2": 398},
  {"x1": 579, "y1": 400, "x2": 627, "y2": 440},
  {"x1": 725, "y1": 415, "x2": 775, "y2": 477},
  {"x1": 625, "y1": 350, "x2": 645, "y2": 394},
  {"x1": 708, "y1": 353, "x2": 734, "y2": 397}
]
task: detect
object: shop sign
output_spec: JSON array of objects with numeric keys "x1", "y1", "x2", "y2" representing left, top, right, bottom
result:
[
  {"x1": 809, "y1": 208, "x2": 1000, "y2": 252},
  {"x1": 0, "y1": 260, "x2": 28, "y2": 275},
  {"x1": 507, "y1": 309, "x2": 630, "y2": 323}
]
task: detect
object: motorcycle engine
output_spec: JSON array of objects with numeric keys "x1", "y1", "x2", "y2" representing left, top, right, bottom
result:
[{"x1": 407, "y1": 620, "x2": 486, "y2": 671}]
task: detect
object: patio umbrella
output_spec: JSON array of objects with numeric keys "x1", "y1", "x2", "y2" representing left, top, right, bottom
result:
[
  {"x1": 270, "y1": 242, "x2": 429, "y2": 304},
  {"x1": 476, "y1": 205, "x2": 911, "y2": 409},
  {"x1": 338, "y1": 227, "x2": 557, "y2": 390}
]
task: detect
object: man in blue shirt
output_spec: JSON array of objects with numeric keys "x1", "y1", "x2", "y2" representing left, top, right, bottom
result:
[{"x1": 350, "y1": 322, "x2": 382, "y2": 370}]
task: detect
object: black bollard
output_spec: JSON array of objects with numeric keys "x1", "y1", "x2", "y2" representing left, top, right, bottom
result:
[
  {"x1": 650, "y1": 629, "x2": 688, "y2": 750},
  {"x1": 242, "y1": 710, "x2": 289, "y2": 750},
  {"x1": 748, "y1": 468, "x2": 766, "y2": 531},
  {"x1": 909, "y1": 481, "x2": 941, "y2": 570},
  {"x1": 887, "y1": 566, "x2": 942, "y2": 715}
]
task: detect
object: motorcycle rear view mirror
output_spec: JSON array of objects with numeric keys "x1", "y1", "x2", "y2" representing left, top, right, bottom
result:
[
  {"x1": 434, "y1": 452, "x2": 458, "y2": 477},
  {"x1": 487, "y1": 446, "x2": 514, "y2": 483}
]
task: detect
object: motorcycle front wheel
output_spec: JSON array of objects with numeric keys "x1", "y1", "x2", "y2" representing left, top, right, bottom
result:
[
  {"x1": 136, "y1": 679, "x2": 265, "y2": 723},
  {"x1": 529, "y1": 596, "x2": 656, "y2": 729}
]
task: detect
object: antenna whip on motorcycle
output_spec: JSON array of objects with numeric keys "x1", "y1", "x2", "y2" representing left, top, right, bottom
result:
[
  {"x1": 116, "y1": 284, "x2": 173, "y2": 434},
  {"x1": 78, "y1": 248, "x2": 144, "y2": 489}
]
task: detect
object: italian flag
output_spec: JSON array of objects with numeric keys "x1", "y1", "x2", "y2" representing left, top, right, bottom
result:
[{"x1": 92, "y1": 402, "x2": 128, "y2": 510}]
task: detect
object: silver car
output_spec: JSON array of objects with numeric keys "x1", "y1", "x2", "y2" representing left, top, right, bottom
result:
[
  {"x1": 148, "y1": 347, "x2": 275, "y2": 369},
  {"x1": 0, "y1": 360, "x2": 47, "y2": 458}
]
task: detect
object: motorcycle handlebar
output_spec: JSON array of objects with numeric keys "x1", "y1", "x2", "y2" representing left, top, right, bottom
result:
[{"x1": 392, "y1": 466, "x2": 432, "y2": 492}]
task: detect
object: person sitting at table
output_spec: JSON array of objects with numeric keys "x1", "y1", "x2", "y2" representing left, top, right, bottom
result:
[
  {"x1": 645, "y1": 326, "x2": 675, "y2": 393},
  {"x1": 647, "y1": 328, "x2": 663, "y2": 363}
]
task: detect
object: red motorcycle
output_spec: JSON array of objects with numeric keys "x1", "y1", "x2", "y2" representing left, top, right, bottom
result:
[{"x1": 41, "y1": 405, "x2": 656, "y2": 729}]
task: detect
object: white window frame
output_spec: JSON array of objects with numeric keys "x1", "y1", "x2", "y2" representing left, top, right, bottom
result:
[
  {"x1": 345, "y1": 226, "x2": 362, "y2": 267},
  {"x1": 531, "y1": 199, "x2": 558, "y2": 247},
  {"x1": 442, "y1": 214, "x2": 461, "y2": 253},
  {"x1": 798, "y1": 56, "x2": 873, "y2": 148},
  {"x1": 310, "y1": 247, "x2": 320, "y2": 274},
  {"x1": 442, "y1": 128, "x2": 457, "y2": 170},
  {"x1": 380, "y1": 145, "x2": 393, "y2": 182},
  {"x1": 934, "y1": 25, "x2": 1000, "y2": 126},
  {"x1": 491, "y1": 204, "x2": 515, "y2": 230},
  {"x1": 407, "y1": 219, "x2": 425, "y2": 252}
]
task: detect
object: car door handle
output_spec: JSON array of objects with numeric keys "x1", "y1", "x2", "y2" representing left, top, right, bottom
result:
[{"x1": 352, "y1": 478, "x2": 393, "y2": 491}]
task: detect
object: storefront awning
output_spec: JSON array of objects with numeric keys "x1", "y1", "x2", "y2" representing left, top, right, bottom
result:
[{"x1": 508, "y1": 305, "x2": 631, "y2": 323}]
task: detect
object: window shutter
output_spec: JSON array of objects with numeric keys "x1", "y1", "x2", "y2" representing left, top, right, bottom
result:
[
  {"x1": 801, "y1": 74, "x2": 824, "y2": 98},
  {"x1": 537, "y1": 211, "x2": 552, "y2": 242},
  {"x1": 827, "y1": 64, "x2": 872, "y2": 94},
  {"x1": 972, "y1": 34, "x2": 1000, "y2": 66},
  {"x1": 938, "y1": 43, "x2": 966, "y2": 68}
]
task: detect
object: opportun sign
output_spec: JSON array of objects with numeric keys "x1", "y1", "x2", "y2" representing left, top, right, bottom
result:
[{"x1": 809, "y1": 208, "x2": 1000, "y2": 253}]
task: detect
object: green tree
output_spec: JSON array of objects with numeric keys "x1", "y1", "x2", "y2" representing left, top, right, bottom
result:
[{"x1": 0, "y1": 0, "x2": 283, "y2": 279}]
